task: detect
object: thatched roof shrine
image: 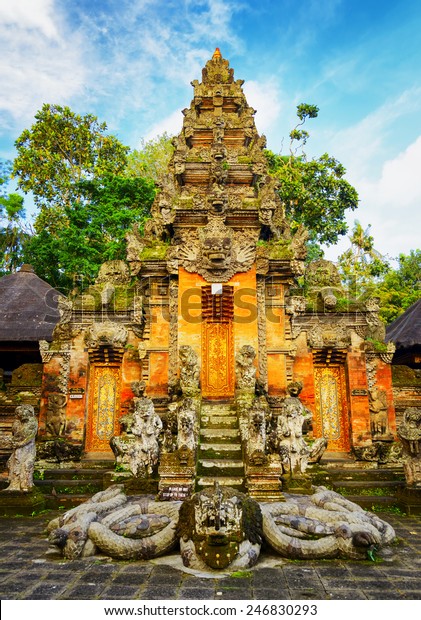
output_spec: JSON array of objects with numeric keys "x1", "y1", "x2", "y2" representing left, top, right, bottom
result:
[{"x1": 0, "y1": 265, "x2": 62, "y2": 342}]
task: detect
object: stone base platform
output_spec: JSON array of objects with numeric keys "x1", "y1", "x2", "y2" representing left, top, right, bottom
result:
[{"x1": 0, "y1": 487, "x2": 46, "y2": 516}]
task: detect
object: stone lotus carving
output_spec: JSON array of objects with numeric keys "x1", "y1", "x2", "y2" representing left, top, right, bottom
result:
[
  {"x1": 46, "y1": 484, "x2": 395, "y2": 564},
  {"x1": 177, "y1": 217, "x2": 257, "y2": 283},
  {"x1": 85, "y1": 321, "x2": 128, "y2": 349},
  {"x1": 398, "y1": 407, "x2": 421, "y2": 486},
  {"x1": 2, "y1": 405, "x2": 38, "y2": 492}
]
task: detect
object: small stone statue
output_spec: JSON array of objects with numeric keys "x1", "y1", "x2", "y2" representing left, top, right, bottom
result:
[
  {"x1": 3, "y1": 405, "x2": 38, "y2": 492},
  {"x1": 179, "y1": 345, "x2": 200, "y2": 396},
  {"x1": 270, "y1": 382, "x2": 315, "y2": 475},
  {"x1": 177, "y1": 398, "x2": 198, "y2": 453},
  {"x1": 236, "y1": 345, "x2": 257, "y2": 391},
  {"x1": 247, "y1": 397, "x2": 269, "y2": 465},
  {"x1": 397, "y1": 407, "x2": 421, "y2": 486},
  {"x1": 45, "y1": 393, "x2": 67, "y2": 437},
  {"x1": 110, "y1": 382, "x2": 163, "y2": 476},
  {"x1": 369, "y1": 387, "x2": 388, "y2": 437}
]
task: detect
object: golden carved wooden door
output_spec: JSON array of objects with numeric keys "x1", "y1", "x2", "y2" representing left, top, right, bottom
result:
[
  {"x1": 313, "y1": 365, "x2": 350, "y2": 452},
  {"x1": 201, "y1": 285, "x2": 234, "y2": 399},
  {"x1": 86, "y1": 364, "x2": 122, "y2": 453}
]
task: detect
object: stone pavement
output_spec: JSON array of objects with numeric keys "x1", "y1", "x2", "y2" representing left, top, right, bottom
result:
[{"x1": 0, "y1": 510, "x2": 420, "y2": 600}]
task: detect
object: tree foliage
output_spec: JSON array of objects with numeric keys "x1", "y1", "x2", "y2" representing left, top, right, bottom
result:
[
  {"x1": 266, "y1": 104, "x2": 359, "y2": 248},
  {"x1": 337, "y1": 220, "x2": 390, "y2": 299},
  {"x1": 376, "y1": 250, "x2": 421, "y2": 324},
  {"x1": 13, "y1": 104, "x2": 129, "y2": 214},
  {"x1": 126, "y1": 133, "x2": 174, "y2": 182},
  {"x1": 23, "y1": 175, "x2": 156, "y2": 290},
  {"x1": 0, "y1": 159, "x2": 29, "y2": 275}
]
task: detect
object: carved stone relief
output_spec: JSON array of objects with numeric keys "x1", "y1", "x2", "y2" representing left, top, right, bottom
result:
[
  {"x1": 177, "y1": 216, "x2": 257, "y2": 282},
  {"x1": 85, "y1": 321, "x2": 128, "y2": 349},
  {"x1": 397, "y1": 407, "x2": 421, "y2": 486},
  {"x1": 307, "y1": 319, "x2": 351, "y2": 349}
]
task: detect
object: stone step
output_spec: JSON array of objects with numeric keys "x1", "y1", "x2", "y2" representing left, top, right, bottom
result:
[
  {"x1": 201, "y1": 406, "x2": 235, "y2": 417},
  {"x1": 34, "y1": 478, "x2": 104, "y2": 495},
  {"x1": 341, "y1": 495, "x2": 400, "y2": 510},
  {"x1": 199, "y1": 443, "x2": 243, "y2": 459},
  {"x1": 332, "y1": 479, "x2": 405, "y2": 495},
  {"x1": 200, "y1": 428, "x2": 240, "y2": 443},
  {"x1": 197, "y1": 459, "x2": 244, "y2": 477},
  {"x1": 323, "y1": 468, "x2": 405, "y2": 482},
  {"x1": 36, "y1": 468, "x2": 110, "y2": 481},
  {"x1": 201, "y1": 415, "x2": 238, "y2": 429},
  {"x1": 196, "y1": 476, "x2": 245, "y2": 492}
]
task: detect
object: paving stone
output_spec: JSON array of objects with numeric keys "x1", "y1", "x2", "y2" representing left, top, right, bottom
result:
[
  {"x1": 327, "y1": 590, "x2": 366, "y2": 600},
  {"x1": 288, "y1": 589, "x2": 329, "y2": 600},
  {"x1": 140, "y1": 587, "x2": 179, "y2": 599},
  {"x1": 63, "y1": 583, "x2": 106, "y2": 599},
  {"x1": 25, "y1": 583, "x2": 68, "y2": 599},
  {"x1": 101, "y1": 585, "x2": 141, "y2": 599},
  {"x1": 178, "y1": 587, "x2": 216, "y2": 599},
  {"x1": 252, "y1": 589, "x2": 291, "y2": 600}
]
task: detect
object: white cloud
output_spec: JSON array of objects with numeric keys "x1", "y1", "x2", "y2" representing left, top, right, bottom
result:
[
  {"x1": 144, "y1": 109, "x2": 185, "y2": 142},
  {"x1": 0, "y1": 0, "x2": 59, "y2": 40},
  {"x1": 324, "y1": 135, "x2": 421, "y2": 261},
  {"x1": 243, "y1": 79, "x2": 283, "y2": 137},
  {"x1": 324, "y1": 87, "x2": 421, "y2": 183},
  {"x1": 0, "y1": 0, "x2": 86, "y2": 136}
]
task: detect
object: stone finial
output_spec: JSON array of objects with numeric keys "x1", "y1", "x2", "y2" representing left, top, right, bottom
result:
[{"x1": 212, "y1": 47, "x2": 222, "y2": 60}]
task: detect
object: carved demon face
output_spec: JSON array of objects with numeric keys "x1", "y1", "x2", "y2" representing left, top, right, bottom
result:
[
  {"x1": 202, "y1": 235, "x2": 233, "y2": 268},
  {"x1": 178, "y1": 484, "x2": 262, "y2": 570}
]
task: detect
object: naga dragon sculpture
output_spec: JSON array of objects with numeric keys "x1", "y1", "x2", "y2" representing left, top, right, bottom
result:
[{"x1": 46, "y1": 483, "x2": 395, "y2": 568}]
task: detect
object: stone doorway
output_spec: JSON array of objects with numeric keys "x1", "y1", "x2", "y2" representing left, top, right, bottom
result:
[
  {"x1": 201, "y1": 285, "x2": 235, "y2": 400},
  {"x1": 85, "y1": 364, "x2": 122, "y2": 454},
  {"x1": 313, "y1": 364, "x2": 351, "y2": 452}
]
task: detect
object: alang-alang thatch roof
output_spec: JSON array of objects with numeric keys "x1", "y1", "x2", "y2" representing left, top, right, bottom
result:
[
  {"x1": 386, "y1": 299, "x2": 421, "y2": 350},
  {"x1": 0, "y1": 265, "x2": 63, "y2": 342}
]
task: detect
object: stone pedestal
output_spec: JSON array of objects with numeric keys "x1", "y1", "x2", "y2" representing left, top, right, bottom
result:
[
  {"x1": 0, "y1": 488, "x2": 45, "y2": 516},
  {"x1": 397, "y1": 486, "x2": 421, "y2": 515},
  {"x1": 157, "y1": 452, "x2": 195, "y2": 500},
  {"x1": 246, "y1": 458, "x2": 284, "y2": 502}
]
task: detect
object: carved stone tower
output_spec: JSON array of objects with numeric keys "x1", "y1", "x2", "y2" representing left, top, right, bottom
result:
[{"x1": 133, "y1": 48, "x2": 303, "y2": 407}]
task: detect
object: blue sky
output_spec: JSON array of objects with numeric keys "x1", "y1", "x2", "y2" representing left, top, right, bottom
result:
[{"x1": 1, "y1": 0, "x2": 420, "y2": 261}]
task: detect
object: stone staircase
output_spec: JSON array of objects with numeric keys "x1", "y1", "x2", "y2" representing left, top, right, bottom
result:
[
  {"x1": 196, "y1": 401, "x2": 246, "y2": 491},
  {"x1": 308, "y1": 453, "x2": 406, "y2": 510}
]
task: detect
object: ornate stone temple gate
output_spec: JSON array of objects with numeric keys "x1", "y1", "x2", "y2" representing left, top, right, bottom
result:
[
  {"x1": 34, "y1": 50, "x2": 398, "y2": 495},
  {"x1": 313, "y1": 364, "x2": 350, "y2": 452}
]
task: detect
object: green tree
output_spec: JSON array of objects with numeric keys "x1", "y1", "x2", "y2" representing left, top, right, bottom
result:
[
  {"x1": 337, "y1": 220, "x2": 389, "y2": 299},
  {"x1": 266, "y1": 104, "x2": 359, "y2": 249},
  {"x1": 126, "y1": 133, "x2": 174, "y2": 182},
  {"x1": 13, "y1": 104, "x2": 129, "y2": 215},
  {"x1": 376, "y1": 250, "x2": 421, "y2": 324},
  {"x1": 23, "y1": 175, "x2": 156, "y2": 290},
  {"x1": 0, "y1": 159, "x2": 29, "y2": 275}
]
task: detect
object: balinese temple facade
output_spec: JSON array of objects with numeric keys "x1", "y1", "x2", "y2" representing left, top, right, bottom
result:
[{"x1": 33, "y1": 50, "x2": 398, "y2": 492}]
